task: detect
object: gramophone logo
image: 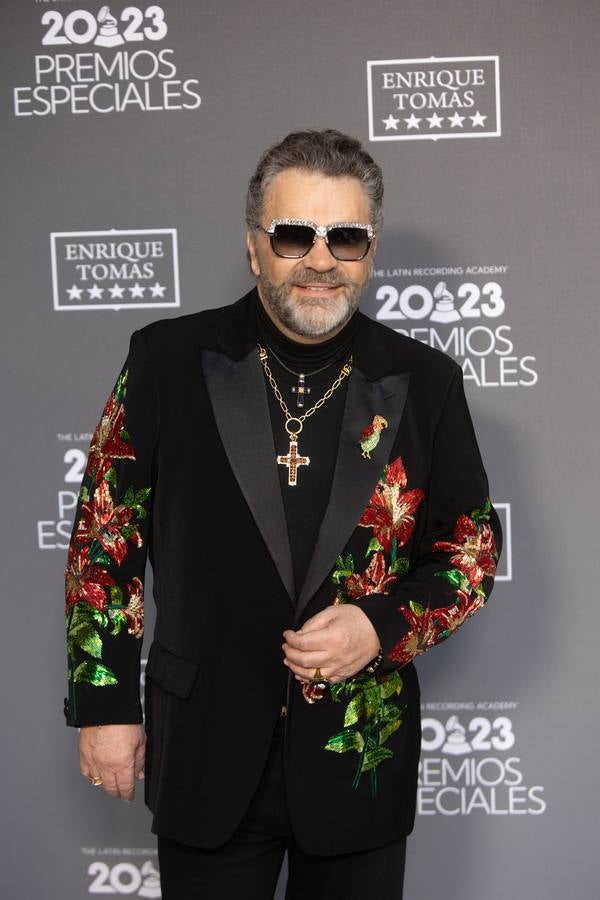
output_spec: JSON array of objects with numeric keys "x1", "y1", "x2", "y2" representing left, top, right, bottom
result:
[
  {"x1": 367, "y1": 55, "x2": 501, "y2": 141},
  {"x1": 95, "y1": 6, "x2": 124, "y2": 47}
]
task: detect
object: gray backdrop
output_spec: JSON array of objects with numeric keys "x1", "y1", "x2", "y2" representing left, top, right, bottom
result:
[{"x1": 2, "y1": 0, "x2": 599, "y2": 897}]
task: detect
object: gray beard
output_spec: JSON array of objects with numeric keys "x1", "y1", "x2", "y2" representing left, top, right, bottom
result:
[{"x1": 257, "y1": 267, "x2": 371, "y2": 339}]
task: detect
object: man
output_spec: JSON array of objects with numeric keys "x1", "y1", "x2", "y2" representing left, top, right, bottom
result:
[{"x1": 65, "y1": 129, "x2": 501, "y2": 899}]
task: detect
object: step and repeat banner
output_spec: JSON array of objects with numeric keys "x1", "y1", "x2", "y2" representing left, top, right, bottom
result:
[{"x1": 2, "y1": 1, "x2": 598, "y2": 898}]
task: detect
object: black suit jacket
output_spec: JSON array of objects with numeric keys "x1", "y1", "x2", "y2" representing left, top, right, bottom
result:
[{"x1": 65, "y1": 288, "x2": 501, "y2": 855}]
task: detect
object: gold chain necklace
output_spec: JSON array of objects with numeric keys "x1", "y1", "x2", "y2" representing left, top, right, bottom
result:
[{"x1": 257, "y1": 343, "x2": 353, "y2": 486}]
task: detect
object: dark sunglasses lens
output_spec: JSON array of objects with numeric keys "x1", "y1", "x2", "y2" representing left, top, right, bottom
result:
[
  {"x1": 328, "y1": 227, "x2": 370, "y2": 260},
  {"x1": 272, "y1": 224, "x2": 314, "y2": 257}
]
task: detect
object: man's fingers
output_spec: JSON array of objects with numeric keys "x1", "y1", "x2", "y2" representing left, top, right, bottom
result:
[
  {"x1": 134, "y1": 741, "x2": 146, "y2": 781},
  {"x1": 283, "y1": 627, "x2": 331, "y2": 651},
  {"x1": 284, "y1": 648, "x2": 329, "y2": 669},
  {"x1": 285, "y1": 609, "x2": 337, "y2": 639},
  {"x1": 114, "y1": 768, "x2": 136, "y2": 802},
  {"x1": 100, "y1": 771, "x2": 121, "y2": 799}
]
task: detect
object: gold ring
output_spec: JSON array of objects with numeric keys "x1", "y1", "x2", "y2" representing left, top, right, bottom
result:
[
  {"x1": 312, "y1": 668, "x2": 328, "y2": 683},
  {"x1": 88, "y1": 776, "x2": 103, "y2": 786}
]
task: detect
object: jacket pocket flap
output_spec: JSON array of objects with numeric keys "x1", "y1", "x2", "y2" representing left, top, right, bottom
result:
[{"x1": 145, "y1": 642, "x2": 200, "y2": 699}]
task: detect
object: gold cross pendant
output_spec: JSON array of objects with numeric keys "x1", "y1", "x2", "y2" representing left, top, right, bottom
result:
[{"x1": 277, "y1": 440, "x2": 310, "y2": 486}]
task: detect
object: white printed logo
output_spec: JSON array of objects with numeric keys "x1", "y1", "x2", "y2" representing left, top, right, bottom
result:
[
  {"x1": 51, "y1": 229, "x2": 180, "y2": 311},
  {"x1": 368, "y1": 266, "x2": 538, "y2": 387},
  {"x1": 14, "y1": 6, "x2": 201, "y2": 116},
  {"x1": 39, "y1": 6, "x2": 167, "y2": 48},
  {"x1": 86, "y1": 859, "x2": 160, "y2": 896},
  {"x1": 367, "y1": 56, "x2": 501, "y2": 141},
  {"x1": 418, "y1": 706, "x2": 546, "y2": 817},
  {"x1": 37, "y1": 434, "x2": 90, "y2": 550}
]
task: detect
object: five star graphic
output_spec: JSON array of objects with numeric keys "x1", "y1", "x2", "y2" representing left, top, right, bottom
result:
[
  {"x1": 426, "y1": 112, "x2": 444, "y2": 129},
  {"x1": 378, "y1": 108, "x2": 493, "y2": 136},
  {"x1": 448, "y1": 112, "x2": 466, "y2": 128},
  {"x1": 404, "y1": 114, "x2": 421, "y2": 130},
  {"x1": 382, "y1": 113, "x2": 400, "y2": 130},
  {"x1": 64, "y1": 281, "x2": 168, "y2": 302},
  {"x1": 470, "y1": 111, "x2": 487, "y2": 127}
]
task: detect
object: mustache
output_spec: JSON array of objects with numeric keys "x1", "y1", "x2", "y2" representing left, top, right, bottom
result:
[{"x1": 290, "y1": 268, "x2": 350, "y2": 288}]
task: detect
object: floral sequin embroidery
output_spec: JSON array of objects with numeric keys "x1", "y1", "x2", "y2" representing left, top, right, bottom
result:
[
  {"x1": 358, "y1": 456, "x2": 425, "y2": 552},
  {"x1": 318, "y1": 457, "x2": 423, "y2": 794},
  {"x1": 65, "y1": 369, "x2": 151, "y2": 697},
  {"x1": 388, "y1": 499, "x2": 498, "y2": 665}
]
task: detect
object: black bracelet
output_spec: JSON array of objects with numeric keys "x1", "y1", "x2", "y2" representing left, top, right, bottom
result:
[{"x1": 363, "y1": 646, "x2": 384, "y2": 675}]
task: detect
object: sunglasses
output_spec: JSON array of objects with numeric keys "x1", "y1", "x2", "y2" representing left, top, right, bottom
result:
[{"x1": 259, "y1": 218, "x2": 375, "y2": 261}]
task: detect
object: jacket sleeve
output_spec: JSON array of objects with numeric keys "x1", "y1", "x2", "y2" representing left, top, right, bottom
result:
[
  {"x1": 64, "y1": 329, "x2": 158, "y2": 727},
  {"x1": 347, "y1": 366, "x2": 502, "y2": 675}
]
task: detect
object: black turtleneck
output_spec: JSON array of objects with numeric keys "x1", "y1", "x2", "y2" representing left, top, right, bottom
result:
[{"x1": 255, "y1": 294, "x2": 356, "y2": 597}]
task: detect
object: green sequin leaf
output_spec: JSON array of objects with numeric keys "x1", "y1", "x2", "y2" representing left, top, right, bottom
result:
[
  {"x1": 390, "y1": 556, "x2": 410, "y2": 576},
  {"x1": 67, "y1": 622, "x2": 103, "y2": 659},
  {"x1": 104, "y1": 467, "x2": 117, "y2": 488},
  {"x1": 73, "y1": 660, "x2": 117, "y2": 686},
  {"x1": 332, "y1": 553, "x2": 354, "y2": 584},
  {"x1": 329, "y1": 682, "x2": 346, "y2": 702},
  {"x1": 122, "y1": 486, "x2": 135, "y2": 506},
  {"x1": 471, "y1": 497, "x2": 492, "y2": 525},
  {"x1": 135, "y1": 487, "x2": 152, "y2": 504},
  {"x1": 108, "y1": 608, "x2": 128, "y2": 635},
  {"x1": 390, "y1": 536, "x2": 398, "y2": 565},
  {"x1": 361, "y1": 746, "x2": 393, "y2": 772},
  {"x1": 114, "y1": 369, "x2": 128, "y2": 403},
  {"x1": 366, "y1": 537, "x2": 384, "y2": 556},
  {"x1": 69, "y1": 601, "x2": 107, "y2": 629},
  {"x1": 409, "y1": 600, "x2": 425, "y2": 616},
  {"x1": 379, "y1": 671, "x2": 403, "y2": 699},
  {"x1": 79, "y1": 485, "x2": 90, "y2": 503},
  {"x1": 436, "y1": 568, "x2": 469, "y2": 589},
  {"x1": 332, "y1": 569, "x2": 352, "y2": 585},
  {"x1": 380, "y1": 716, "x2": 402, "y2": 745},
  {"x1": 362, "y1": 682, "x2": 381, "y2": 719},
  {"x1": 88, "y1": 542, "x2": 111, "y2": 568},
  {"x1": 325, "y1": 730, "x2": 365, "y2": 754},
  {"x1": 344, "y1": 694, "x2": 366, "y2": 727},
  {"x1": 109, "y1": 585, "x2": 123, "y2": 605}
]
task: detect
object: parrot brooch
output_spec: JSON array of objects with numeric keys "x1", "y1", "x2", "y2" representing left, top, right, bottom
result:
[{"x1": 359, "y1": 415, "x2": 388, "y2": 458}]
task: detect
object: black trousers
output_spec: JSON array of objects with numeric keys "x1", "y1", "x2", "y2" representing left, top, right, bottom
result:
[{"x1": 158, "y1": 718, "x2": 406, "y2": 900}]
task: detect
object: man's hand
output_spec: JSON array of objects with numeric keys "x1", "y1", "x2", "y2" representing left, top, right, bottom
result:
[
  {"x1": 282, "y1": 604, "x2": 380, "y2": 683},
  {"x1": 79, "y1": 723, "x2": 146, "y2": 801}
]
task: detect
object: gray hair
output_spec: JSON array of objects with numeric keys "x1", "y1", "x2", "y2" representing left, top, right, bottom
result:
[{"x1": 245, "y1": 129, "x2": 384, "y2": 231}]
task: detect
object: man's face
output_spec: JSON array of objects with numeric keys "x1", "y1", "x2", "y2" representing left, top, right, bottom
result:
[{"x1": 246, "y1": 168, "x2": 377, "y2": 343}]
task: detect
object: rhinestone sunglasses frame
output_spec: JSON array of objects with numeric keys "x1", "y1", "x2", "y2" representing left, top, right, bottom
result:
[{"x1": 259, "y1": 218, "x2": 376, "y2": 261}]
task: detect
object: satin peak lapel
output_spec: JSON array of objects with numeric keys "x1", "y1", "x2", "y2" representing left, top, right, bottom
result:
[
  {"x1": 201, "y1": 348, "x2": 295, "y2": 604},
  {"x1": 295, "y1": 368, "x2": 410, "y2": 621}
]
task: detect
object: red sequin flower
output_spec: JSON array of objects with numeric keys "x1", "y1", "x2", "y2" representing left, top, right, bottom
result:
[
  {"x1": 433, "y1": 516, "x2": 497, "y2": 589},
  {"x1": 358, "y1": 457, "x2": 424, "y2": 552},
  {"x1": 388, "y1": 603, "x2": 439, "y2": 666},
  {"x1": 65, "y1": 543, "x2": 115, "y2": 611},
  {"x1": 85, "y1": 373, "x2": 136, "y2": 483},
  {"x1": 76, "y1": 481, "x2": 143, "y2": 565},
  {"x1": 124, "y1": 576, "x2": 144, "y2": 637},
  {"x1": 344, "y1": 551, "x2": 398, "y2": 599}
]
